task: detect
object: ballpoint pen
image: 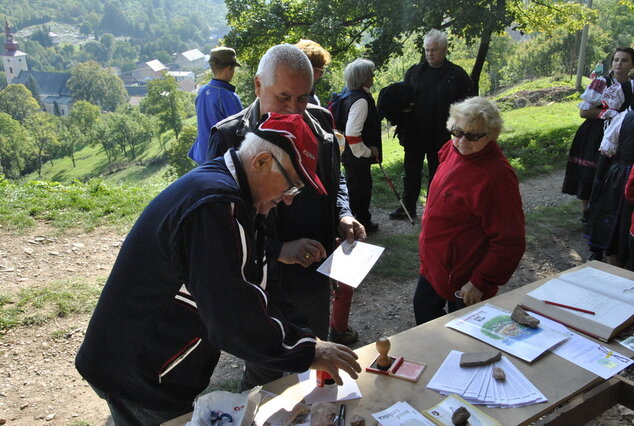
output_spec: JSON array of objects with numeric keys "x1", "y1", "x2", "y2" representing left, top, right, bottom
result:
[{"x1": 338, "y1": 403, "x2": 346, "y2": 426}]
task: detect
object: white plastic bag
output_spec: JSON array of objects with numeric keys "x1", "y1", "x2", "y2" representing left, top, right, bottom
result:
[{"x1": 186, "y1": 386, "x2": 262, "y2": 426}]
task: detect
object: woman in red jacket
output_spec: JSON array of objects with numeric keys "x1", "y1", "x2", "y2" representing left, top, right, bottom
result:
[{"x1": 414, "y1": 97, "x2": 526, "y2": 324}]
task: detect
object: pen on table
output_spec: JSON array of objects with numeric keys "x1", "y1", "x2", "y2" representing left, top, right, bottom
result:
[
  {"x1": 542, "y1": 300, "x2": 595, "y2": 315},
  {"x1": 338, "y1": 403, "x2": 346, "y2": 426}
]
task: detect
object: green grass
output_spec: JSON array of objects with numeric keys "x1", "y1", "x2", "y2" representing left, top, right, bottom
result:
[
  {"x1": 368, "y1": 231, "x2": 420, "y2": 282},
  {"x1": 499, "y1": 101, "x2": 581, "y2": 179},
  {"x1": 0, "y1": 176, "x2": 163, "y2": 232},
  {"x1": 493, "y1": 75, "x2": 588, "y2": 99},
  {"x1": 0, "y1": 279, "x2": 104, "y2": 331},
  {"x1": 524, "y1": 201, "x2": 580, "y2": 248},
  {"x1": 370, "y1": 132, "x2": 409, "y2": 209},
  {"x1": 31, "y1": 117, "x2": 196, "y2": 183}
]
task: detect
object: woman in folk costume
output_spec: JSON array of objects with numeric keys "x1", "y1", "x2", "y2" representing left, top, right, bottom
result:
[
  {"x1": 586, "y1": 106, "x2": 634, "y2": 267},
  {"x1": 562, "y1": 47, "x2": 634, "y2": 234}
]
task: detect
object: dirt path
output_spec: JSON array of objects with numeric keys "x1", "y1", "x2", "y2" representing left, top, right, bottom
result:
[{"x1": 0, "y1": 169, "x2": 629, "y2": 425}]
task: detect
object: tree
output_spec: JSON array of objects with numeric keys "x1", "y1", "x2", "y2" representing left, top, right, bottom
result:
[
  {"x1": 107, "y1": 105, "x2": 157, "y2": 160},
  {"x1": 67, "y1": 61, "x2": 128, "y2": 112},
  {"x1": 69, "y1": 100, "x2": 101, "y2": 140},
  {"x1": 100, "y1": 33, "x2": 115, "y2": 62},
  {"x1": 0, "y1": 84, "x2": 41, "y2": 123},
  {"x1": 140, "y1": 76, "x2": 184, "y2": 138},
  {"x1": 165, "y1": 125, "x2": 197, "y2": 179},
  {"x1": 24, "y1": 74, "x2": 44, "y2": 109},
  {"x1": 59, "y1": 124, "x2": 82, "y2": 167},
  {"x1": 92, "y1": 115, "x2": 120, "y2": 164},
  {"x1": 24, "y1": 112, "x2": 60, "y2": 176},
  {"x1": 225, "y1": 0, "x2": 595, "y2": 93},
  {"x1": 0, "y1": 112, "x2": 31, "y2": 179},
  {"x1": 80, "y1": 22, "x2": 93, "y2": 37},
  {"x1": 81, "y1": 40, "x2": 109, "y2": 63},
  {"x1": 30, "y1": 26, "x2": 53, "y2": 47}
]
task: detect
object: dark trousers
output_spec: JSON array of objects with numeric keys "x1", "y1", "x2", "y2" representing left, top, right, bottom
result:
[
  {"x1": 625, "y1": 234, "x2": 634, "y2": 271},
  {"x1": 90, "y1": 384, "x2": 191, "y2": 426},
  {"x1": 413, "y1": 275, "x2": 461, "y2": 325},
  {"x1": 240, "y1": 275, "x2": 331, "y2": 391},
  {"x1": 344, "y1": 162, "x2": 373, "y2": 226},
  {"x1": 402, "y1": 145, "x2": 440, "y2": 211}
]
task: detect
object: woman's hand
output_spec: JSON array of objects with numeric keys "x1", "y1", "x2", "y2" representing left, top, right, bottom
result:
[{"x1": 459, "y1": 282, "x2": 484, "y2": 306}]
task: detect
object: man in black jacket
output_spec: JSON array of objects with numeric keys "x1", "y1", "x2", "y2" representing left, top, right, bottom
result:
[
  {"x1": 75, "y1": 113, "x2": 361, "y2": 425},
  {"x1": 209, "y1": 44, "x2": 366, "y2": 389},
  {"x1": 389, "y1": 29, "x2": 474, "y2": 220}
]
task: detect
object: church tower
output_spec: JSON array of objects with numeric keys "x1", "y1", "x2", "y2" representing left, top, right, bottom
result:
[{"x1": 1, "y1": 20, "x2": 28, "y2": 85}]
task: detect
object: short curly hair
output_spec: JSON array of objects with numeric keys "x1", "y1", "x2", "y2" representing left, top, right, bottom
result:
[
  {"x1": 344, "y1": 59, "x2": 375, "y2": 90},
  {"x1": 446, "y1": 97, "x2": 504, "y2": 140}
]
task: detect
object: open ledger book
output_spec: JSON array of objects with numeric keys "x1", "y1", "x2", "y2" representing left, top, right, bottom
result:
[{"x1": 521, "y1": 267, "x2": 634, "y2": 342}]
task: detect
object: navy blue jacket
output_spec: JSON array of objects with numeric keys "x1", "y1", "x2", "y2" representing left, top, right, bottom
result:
[{"x1": 75, "y1": 151, "x2": 316, "y2": 409}]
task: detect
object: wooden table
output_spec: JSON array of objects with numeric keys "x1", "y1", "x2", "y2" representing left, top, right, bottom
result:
[{"x1": 165, "y1": 261, "x2": 634, "y2": 425}]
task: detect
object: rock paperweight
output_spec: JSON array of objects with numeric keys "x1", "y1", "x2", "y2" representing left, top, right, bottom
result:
[
  {"x1": 493, "y1": 366, "x2": 506, "y2": 381},
  {"x1": 310, "y1": 402, "x2": 337, "y2": 425},
  {"x1": 511, "y1": 305, "x2": 540, "y2": 328},
  {"x1": 451, "y1": 406, "x2": 471, "y2": 425},
  {"x1": 350, "y1": 414, "x2": 366, "y2": 426},
  {"x1": 460, "y1": 351, "x2": 502, "y2": 367}
]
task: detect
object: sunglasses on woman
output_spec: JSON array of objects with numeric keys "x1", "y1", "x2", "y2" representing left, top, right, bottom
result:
[{"x1": 450, "y1": 127, "x2": 486, "y2": 142}]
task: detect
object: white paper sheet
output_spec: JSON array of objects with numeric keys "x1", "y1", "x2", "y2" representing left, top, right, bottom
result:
[
  {"x1": 528, "y1": 312, "x2": 634, "y2": 379},
  {"x1": 558, "y1": 267, "x2": 634, "y2": 304},
  {"x1": 316, "y1": 240, "x2": 384, "y2": 288},
  {"x1": 296, "y1": 370, "x2": 362, "y2": 404},
  {"x1": 372, "y1": 401, "x2": 434, "y2": 426}
]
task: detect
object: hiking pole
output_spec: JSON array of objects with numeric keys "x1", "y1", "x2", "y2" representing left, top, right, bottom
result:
[{"x1": 375, "y1": 158, "x2": 415, "y2": 225}]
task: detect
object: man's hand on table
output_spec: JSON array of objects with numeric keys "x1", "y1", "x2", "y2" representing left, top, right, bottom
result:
[
  {"x1": 278, "y1": 238, "x2": 327, "y2": 267},
  {"x1": 311, "y1": 340, "x2": 362, "y2": 385}
]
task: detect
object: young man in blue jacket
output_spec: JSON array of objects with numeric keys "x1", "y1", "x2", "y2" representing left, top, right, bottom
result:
[{"x1": 188, "y1": 47, "x2": 244, "y2": 164}]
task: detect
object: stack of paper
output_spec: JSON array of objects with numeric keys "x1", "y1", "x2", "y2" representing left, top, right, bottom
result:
[{"x1": 427, "y1": 350, "x2": 547, "y2": 408}]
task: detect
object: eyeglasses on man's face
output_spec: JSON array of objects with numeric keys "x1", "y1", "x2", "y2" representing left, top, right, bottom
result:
[
  {"x1": 450, "y1": 127, "x2": 487, "y2": 142},
  {"x1": 271, "y1": 154, "x2": 303, "y2": 197}
]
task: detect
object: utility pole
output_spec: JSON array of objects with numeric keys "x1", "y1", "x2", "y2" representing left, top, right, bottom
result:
[{"x1": 575, "y1": 0, "x2": 593, "y2": 91}]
